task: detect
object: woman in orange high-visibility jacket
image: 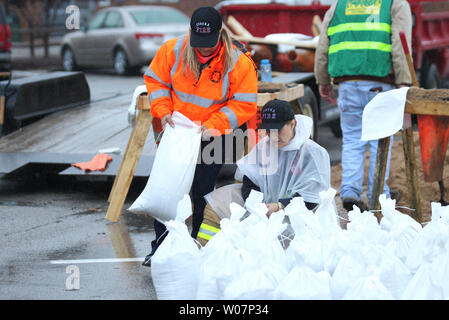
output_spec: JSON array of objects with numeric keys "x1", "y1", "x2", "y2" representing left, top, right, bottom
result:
[{"x1": 142, "y1": 6, "x2": 258, "y2": 266}]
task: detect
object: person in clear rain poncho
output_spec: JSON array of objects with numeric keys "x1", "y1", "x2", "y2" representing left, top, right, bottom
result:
[{"x1": 197, "y1": 99, "x2": 332, "y2": 245}]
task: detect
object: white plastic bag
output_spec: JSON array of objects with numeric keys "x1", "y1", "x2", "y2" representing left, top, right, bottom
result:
[
  {"x1": 342, "y1": 273, "x2": 395, "y2": 300},
  {"x1": 378, "y1": 251, "x2": 412, "y2": 299},
  {"x1": 379, "y1": 195, "x2": 422, "y2": 261},
  {"x1": 223, "y1": 262, "x2": 288, "y2": 300},
  {"x1": 275, "y1": 266, "x2": 332, "y2": 300},
  {"x1": 128, "y1": 111, "x2": 201, "y2": 222},
  {"x1": 127, "y1": 85, "x2": 147, "y2": 128},
  {"x1": 330, "y1": 254, "x2": 366, "y2": 299},
  {"x1": 401, "y1": 263, "x2": 445, "y2": 300},
  {"x1": 151, "y1": 195, "x2": 202, "y2": 300}
]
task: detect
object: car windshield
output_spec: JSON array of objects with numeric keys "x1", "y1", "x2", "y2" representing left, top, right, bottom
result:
[{"x1": 130, "y1": 8, "x2": 189, "y2": 25}]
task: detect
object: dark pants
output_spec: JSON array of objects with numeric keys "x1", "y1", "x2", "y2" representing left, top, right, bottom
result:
[{"x1": 150, "y1": 135, "x2": 229, "y2": 255}]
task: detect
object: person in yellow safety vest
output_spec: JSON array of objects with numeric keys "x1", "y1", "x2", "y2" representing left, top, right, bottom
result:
[
  {"x1": 315, "y1": 0, "x2": 411, "y2": 212},
  {"x1": 197, "y1": 99, "x2": 331, "y2": 246},
  {"x1": 142, "y1": 6, "x2": 258, "y2": 267}
]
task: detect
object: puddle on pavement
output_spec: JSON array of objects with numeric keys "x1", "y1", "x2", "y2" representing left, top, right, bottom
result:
[{"x1": 0, "y1": 201, "x2": 47, "y2": 207}]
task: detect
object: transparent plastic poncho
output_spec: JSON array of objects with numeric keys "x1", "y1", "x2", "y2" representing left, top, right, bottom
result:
[{"x1": 236, "y1": 115, "x2": 331, "y2": 205}]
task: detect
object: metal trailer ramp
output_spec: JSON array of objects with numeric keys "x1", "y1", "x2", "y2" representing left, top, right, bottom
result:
[
  {"x1": 0, "y1": 72, "x2": 90, "y2": 136},
  {"x1": 0, "y1": 93, "x2": 156, "y2": 178}
]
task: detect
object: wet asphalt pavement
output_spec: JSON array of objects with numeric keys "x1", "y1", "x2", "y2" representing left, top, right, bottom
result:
[
  {"x1": 0, "y1": 176, "x2": 159, "y2": 299},
  {"x1": 0, "y1": 69, "x2": 342, "y2": 300}
]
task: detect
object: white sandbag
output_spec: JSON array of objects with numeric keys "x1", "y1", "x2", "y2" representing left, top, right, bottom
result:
[
  {"x1": 346, "y1": 206, "x2": 388, "y2": 245},
  {"x1": 196, "y1": 207, "x2": 256, "y2": 299},
  {"x1": 379, "y1": 195, "x2": 422, "y2": 261},
  {"x1": 275, "y1": 266, "x2": 332, "y2": 300},
  {"x1": 196, "y1": 241, "x2": 247, "y2": 300},
  {"x1": 314, "y1": 188, "x2": 342, "y2": 233},
  {"x1": 223, "y1": 262, "x2": 288, "y2": 300},
  {"x1": 128, "y1": 111, "x2": 201, "y2": 222},
  {"x1": 405, "y1": 202, "x2": 449, "y2": 272},
  {"x1": 430, "y1": 253, "x2": 449, "y2": 298},
  {"x1": 342, "y1": 273, "x2": 395, "y2": 300},
  {"x1": 401, "y1": 262, "x2": 445, "y2": 300},
  {"x1": 331, "y1": 254, "x2": 366, "y2": 299},
  {"x1": 378, "y1": 251, "x2": 412, "y2": 299},
  {"x1": 151, "y1": 195, "x2": 201, "y2": 300},
  {"x1": 244, "y1": 210, "x2": 292, "y2": 270},
  {"x1": 287, "y1": 235, "x2": 324, "y2": 272}
]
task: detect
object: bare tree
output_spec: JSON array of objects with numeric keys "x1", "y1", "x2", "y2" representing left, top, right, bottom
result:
[
  {"x1": 42, "y1": 0, "x2": 64, "y2": 58},
  {"x1": 8, "y1": 0, "x2": 65, "y2": 58}
]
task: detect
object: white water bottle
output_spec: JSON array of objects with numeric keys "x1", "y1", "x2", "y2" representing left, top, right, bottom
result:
[{"x1": 260, "y1": 59, "x2": 272, "y2": 82}]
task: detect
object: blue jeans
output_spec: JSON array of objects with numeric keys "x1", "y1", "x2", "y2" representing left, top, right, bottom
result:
[{"x1": 338, "y1": 81, "x2": 395, "y2": 202}]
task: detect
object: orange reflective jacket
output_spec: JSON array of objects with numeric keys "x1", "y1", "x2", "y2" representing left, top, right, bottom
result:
[{"x1": 144, "y1": 35, "x2": 258, "y2": 135}]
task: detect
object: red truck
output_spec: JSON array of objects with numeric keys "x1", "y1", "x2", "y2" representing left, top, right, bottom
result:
[{"x1": 218, "y1": 0, "x2": 449, "y2": 139}]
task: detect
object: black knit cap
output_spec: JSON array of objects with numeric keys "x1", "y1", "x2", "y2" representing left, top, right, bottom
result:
[
  {"x1": 259, "y1": 99, "x2": 295, "y2": 130},
  {"x1": 190, "y1": 7, "x2": 222, "y2": 48}
]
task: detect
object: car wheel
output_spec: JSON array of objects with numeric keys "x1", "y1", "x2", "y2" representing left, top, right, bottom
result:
[
  {"x1": 295, "y1": 85, "x2": 319, "y2": 140},
  {"x1": 114, "y1": 49, "x2": 130, "y2": 76},
  {"x1": 62, "y1": 47, "x2": 78, "y2": 71}
]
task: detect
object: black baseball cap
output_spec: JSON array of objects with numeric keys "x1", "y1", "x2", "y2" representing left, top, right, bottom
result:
[
  {"x1": 259, "y1": 99, "x2": 295, "y2": 130},
  {"x1": 190, "y1": 7, "x2": 222, "y2": 48}
]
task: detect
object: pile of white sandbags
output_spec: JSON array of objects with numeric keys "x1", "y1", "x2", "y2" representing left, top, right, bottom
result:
[{"x1": 150, "y1": 189, "x2": 449, "y2": 300}]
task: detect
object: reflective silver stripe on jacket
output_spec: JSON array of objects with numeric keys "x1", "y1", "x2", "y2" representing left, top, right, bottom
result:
[
  {"x1": 144, "y1": 68, "x2": 171, "y2": 88},
  {"x1": 232, "y1": 93, "x2": 257, "y2": 103},
  {"x1": 220, "y1": 106, "x2": 239, "y2": 129},
  {"x1": 173, "y1": 88, "x2": 229, "y2": 108},
  {"x1": 149, "y1": 89, "x2": 171, "y2": 103},
  {"x1": 198, "y1": 227, "x2": 217, "y2": 238},
  {"x1": 170, "y1": 35, "x2": 186, "y2": 84},
  {"x1": 222, "y1": 49, "x2": 243, "y2": 100}
]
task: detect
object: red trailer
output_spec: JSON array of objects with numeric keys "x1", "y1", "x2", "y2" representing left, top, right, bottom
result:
[{"x1": 218, "y1": 0, "x2": 449, "y2": 138}]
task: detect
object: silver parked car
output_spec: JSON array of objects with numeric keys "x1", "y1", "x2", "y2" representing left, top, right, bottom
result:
[{"x1": 60, "y1": 5, "x2": 190, "y2": 75}]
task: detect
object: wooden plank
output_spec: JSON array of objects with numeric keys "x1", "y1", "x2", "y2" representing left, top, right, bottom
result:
[
  {"x1": 401, "y1": 127, "x2": 423, "y2": 222},
  {"x1": 0, "y1": 95, "x2": 5, "y2": 125},
  {"x1": 405, "y1": 87, "x2": 449, "y2": 116},
  {"x1": 312, "y1": 15, "x2": 323, "y2": 36},
  {"x1": 257, "y1": 83, "x2": 304, "y2": 106},
  {"x1": 137, "y1": 95, "x2": 151, "y2": 111},
  {"x1": 108, "y1": 95, "x2": 150, "y2": 202},
  {"x1": 369, "y1": 136, "x2": 391, "y2": 215},
  {"x1": 105, "y1": 108, "x2": 153, "y2": 222},
  {"x1": 108, "y1": 127, "x2": 138, "y2": 203}
]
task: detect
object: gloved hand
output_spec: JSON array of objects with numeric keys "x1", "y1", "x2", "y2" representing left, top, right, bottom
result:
[{"x1": 127, "y1": 85, "x2": 148, "y2": 128}]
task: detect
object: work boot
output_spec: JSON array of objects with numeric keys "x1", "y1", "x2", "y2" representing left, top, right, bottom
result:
[{"x1": 342, "y1": 197, "x2": 369, "y2": 212}]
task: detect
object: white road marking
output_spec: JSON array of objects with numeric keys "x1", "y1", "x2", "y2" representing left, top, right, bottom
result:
[{"x1": 50, "y1": 257, "x2": 145, "y2": 265}]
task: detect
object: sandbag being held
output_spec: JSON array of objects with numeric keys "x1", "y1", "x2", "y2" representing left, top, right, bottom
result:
[{"x1": 128, "y1": 111, "x2": 201, "y2": 222}]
